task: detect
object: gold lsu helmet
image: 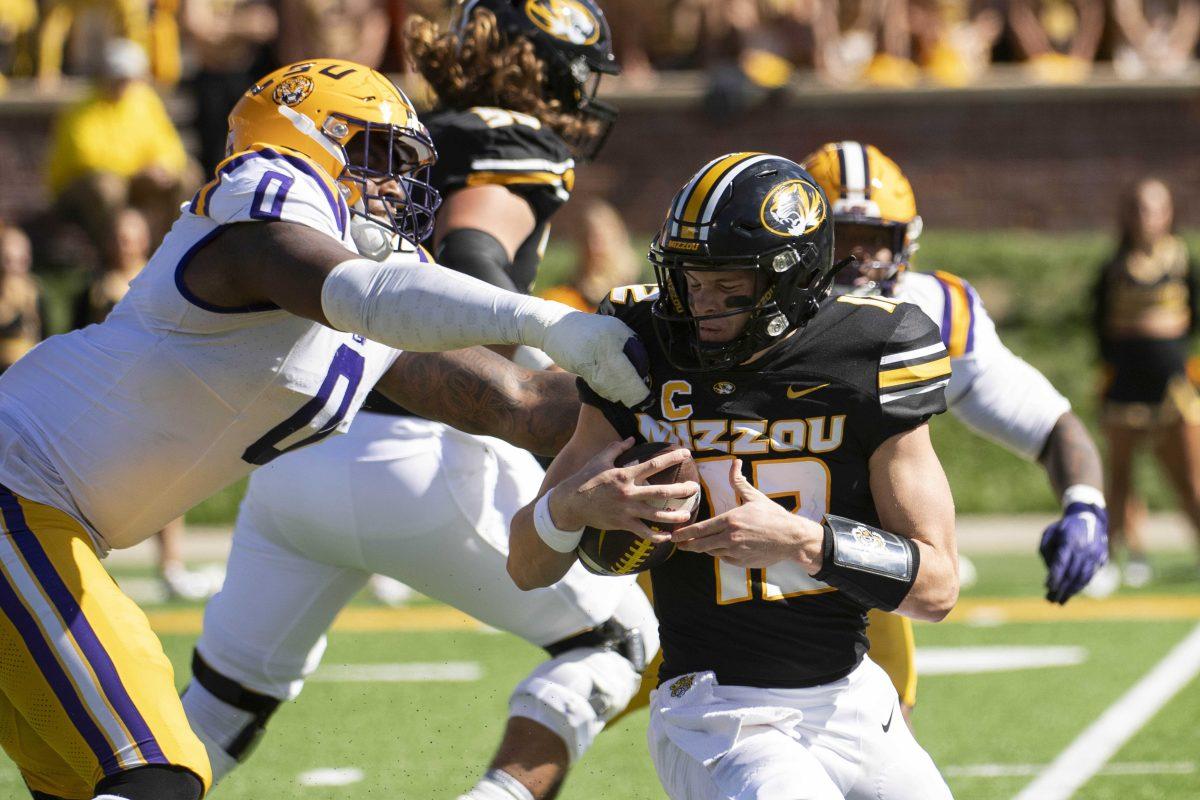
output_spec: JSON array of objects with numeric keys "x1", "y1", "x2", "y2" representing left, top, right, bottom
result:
[
  {"x1": 802, "y1": 141, "x2": 922, "y2": 295},
  {"x1": 228, "y1": 59, "x2": 440, "y2": 243}
]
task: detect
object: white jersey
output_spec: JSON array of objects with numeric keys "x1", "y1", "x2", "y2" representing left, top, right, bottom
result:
[
  {"x1": 0, "y1": 146, "x2": 404, "y2": 550},
  {"x1": 894, "y1": 270, "x2": 1070, "y2": 460}
]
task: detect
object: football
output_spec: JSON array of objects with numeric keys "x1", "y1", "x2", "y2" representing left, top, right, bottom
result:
[{"x1": 576, "y1": 441, "x2": 700, "y2": 576}]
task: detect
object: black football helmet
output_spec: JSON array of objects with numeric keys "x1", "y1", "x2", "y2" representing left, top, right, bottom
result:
[
  {"x1": 454, "y1": 0, "x2": 620, "y2": 160},
  {"x1": 649, "y1": 153, "x2": 838, "y2": 372}
]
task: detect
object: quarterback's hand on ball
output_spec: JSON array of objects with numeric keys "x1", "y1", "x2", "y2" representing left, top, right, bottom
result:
[
  {"x1": 1039, "y1": 502, "x2": 1108, "y2": 604},
  {"x1": 536, "y1": 311, "x2": 651, "y2": 408},
  {"x1": 549, "y1": 438, "x2": 699, "y2": 541},
  {"x1": 672, "y1": 459, "x2": 824, "y2": 568}
]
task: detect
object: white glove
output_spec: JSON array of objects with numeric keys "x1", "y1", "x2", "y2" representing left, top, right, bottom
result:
[{"x1": 517, "y1": 306, "x2": 651, "y2": 408}]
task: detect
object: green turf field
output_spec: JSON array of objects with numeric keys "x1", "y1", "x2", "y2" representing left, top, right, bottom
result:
[{"x1": 3, "y1": 551, "x2": 1197, "y2": 799}]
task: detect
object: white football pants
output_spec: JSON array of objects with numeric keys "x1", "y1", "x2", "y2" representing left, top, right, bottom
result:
[
  {"x1": 647, "y1": 658, "x2": 953, "y2": 800},
  {"x1": 195, "y1": 413, "x2": 645, "y2": 702}
]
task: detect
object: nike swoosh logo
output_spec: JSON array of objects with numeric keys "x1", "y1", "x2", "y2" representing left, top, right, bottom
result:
[
  {"x1": 787, "y1": 383, "x2": 829, "y2": 400},
  {"x1": 882, "y1": 706, "x2": 895, "y2": 733}
]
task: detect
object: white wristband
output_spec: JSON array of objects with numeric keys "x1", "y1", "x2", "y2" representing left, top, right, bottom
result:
[
  {"x1": 534, "y1": 492, "x2": 585, "y2": 553},
  {"x1": 1062, "y1": 484, "x2": 1106, "y2": 510}
]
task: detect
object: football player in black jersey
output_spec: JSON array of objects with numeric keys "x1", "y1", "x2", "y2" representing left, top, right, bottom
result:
[{"x1": 510, "y1": 154, "x2": 958, "y2": 799}]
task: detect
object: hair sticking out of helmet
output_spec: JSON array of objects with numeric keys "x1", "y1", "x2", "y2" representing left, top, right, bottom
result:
[
  {"x1": 227, "y1": 60, "x2": 442, "y2": 245},
  {"x1": 648, "y1": 153, "x2": 837, "y2": 372},
  {"x1": 425, "y1": 0, "x2": 619, "y2": 160},
  {"x1": 801, "y1": 141, "x2": 921, "y2": 297}
]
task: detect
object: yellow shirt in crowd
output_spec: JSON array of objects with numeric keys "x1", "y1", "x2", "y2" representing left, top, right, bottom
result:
[{"x1": 47, "y1": 81, "x2": 187, "y2": 195}]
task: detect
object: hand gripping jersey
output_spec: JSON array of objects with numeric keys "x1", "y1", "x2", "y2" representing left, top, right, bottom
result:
[
  {"x1": 0, "y1": 146, "x2": 402, "y2": 551},
  {"x1": 579, "y1": 287, "x2": 949, "y2": 688},
  {"x1": 426, "y1": 106, "x2": 574, "y2": 292},
  {"x1": 894, "y1": 270, "x2": 1070, "y2": 460}
]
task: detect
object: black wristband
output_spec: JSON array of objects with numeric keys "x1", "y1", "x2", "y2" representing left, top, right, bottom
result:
[{"x1": 812, "y1": 514, "x2": 920, "y2": 611}]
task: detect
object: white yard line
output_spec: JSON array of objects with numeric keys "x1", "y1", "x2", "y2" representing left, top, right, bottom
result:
[
  {"x1": 298, "y1": 767, "x2": 365, "y2": 787},
  {"x1": 310, "y1": 662, "x2": 483, "y2": 683},
  {"x1": 1012, "y1": 622, "x2": 1200, "y2": 800},
  {"x1": 946, "y1": 761, "x2": 1195, "y2": 779}
]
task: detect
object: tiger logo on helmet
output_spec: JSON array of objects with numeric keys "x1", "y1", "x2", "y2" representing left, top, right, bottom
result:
[
  {"x1": 228, "y1": 59, "x2": 441, "y2": 244},
  {"x1": 761, "y1": 179, "x2": 827, "y2": 238},
  {"x1": 525, "y1": 0, "x2": 600, "y2": 45}
]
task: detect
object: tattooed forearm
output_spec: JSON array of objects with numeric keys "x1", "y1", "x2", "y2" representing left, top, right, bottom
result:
[
  {"x1": 376, "y1": 348, "x2": 580, "y2": 456},
  {"x1": 1037, "y1": 412, "x2": 1105, "y2": 497}
]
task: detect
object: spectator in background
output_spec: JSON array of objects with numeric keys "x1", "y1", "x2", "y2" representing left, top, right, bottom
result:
[
  {"x1": 821, "y1": 0, "x2": 921, "y2": 88},
  {"x1": 910, "y1": 0, "x2": 1004, "y2": 86},
  {"x1": 47, "y1": 38, "x2": 192, "y2": 256},
  {"x1": 1009, "y1": 0, "x2": 1105, "y2": 83},
  {"x1": 539, "y1": 200, "x2": 641, "y2": 312},
  {"x1": 0, "y1": 0, "x2": 37, "y2": 90},
  {"x1": 1093, "y1": 178, "x2": 1200, "y2": 592},
  {"x1": 70, "y1": 206, "x2": 222, "y2": 601},
  {"x1": 37, "y1": 0, "x2": 149, "y2": 88},
  {"x1": 0, "y1": 223, "x2": 43, "y2": 373},
  {"x1": 181, "y1": 0, "x2": 277, "y2": 174},
  {"x1": 275, "y1": 0, "x2": 389, "y2": 67},
  {"x1": 1112, "y1": 0, "x2": 1200, "y2": 79}
]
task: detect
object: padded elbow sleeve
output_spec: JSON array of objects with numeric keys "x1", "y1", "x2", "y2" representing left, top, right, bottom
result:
[{"x1": 436, "y1": 228, "x2": 519, "y2": 292}]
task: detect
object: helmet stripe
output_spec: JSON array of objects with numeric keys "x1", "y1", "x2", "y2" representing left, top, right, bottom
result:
[
  {"x1": 669, "y1": 155, "x2": 720, "y2": 238},
  {"x1": 677, "y1": 152, "x2": 762, "y2": 237},
  {"x1": 697, "y1": 153, "x2": 775, "y2": 241},
  {"x1": 839, "y1": 141, "x2": 867, "y2": 201}
]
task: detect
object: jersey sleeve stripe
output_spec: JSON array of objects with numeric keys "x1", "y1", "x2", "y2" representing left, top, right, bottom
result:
[
  {"x1": 836, "y1": 295, "x2": 899, "y2": 313},
  {"x1": 466, "y1": 171, "x2": 572, "y2": 202},
  {"x1": 878, "y1": 356, "x2": 951, "y2": 389},
  {"x1": 469, "y1": 157, "x2": 575, "y2": 174},
  {"x1": 880, "y1": 379, "x2": 950, "y2": 404},
  {"x1": 879, "y1": 342, "x2": 946, "y2": 366},
  {"x1": 934, "y1": 271, "x2": 976, "y2": 358}
]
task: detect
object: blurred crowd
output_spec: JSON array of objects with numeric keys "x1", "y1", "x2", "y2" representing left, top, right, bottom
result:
[{"x1": 2, "y1": 1, "x2": 1199, "y2": 98}]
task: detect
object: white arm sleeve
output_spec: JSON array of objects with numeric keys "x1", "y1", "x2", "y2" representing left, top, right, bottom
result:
[
  {"x1": 320, "y1": 256, "x2": 650, "y2": 406},
  {"x1": 949, "y1": 347, "x2": 1071, "y2": 461}
]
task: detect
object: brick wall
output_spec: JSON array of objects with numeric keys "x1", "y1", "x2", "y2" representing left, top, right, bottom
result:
[{"x1": 2, "y1": 79, "x2": 1198, "y2": 236}]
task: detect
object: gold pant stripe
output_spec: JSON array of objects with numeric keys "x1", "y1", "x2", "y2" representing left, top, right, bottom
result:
[
  {"x1": 0, "y1": 491, "x2": 211, "y2": 797},
  {"x1": 0, "y1": 534, "x2": 145, "y2": 772}
]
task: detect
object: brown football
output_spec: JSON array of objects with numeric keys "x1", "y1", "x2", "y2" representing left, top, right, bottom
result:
[{"x1": 576, "y1": 441, "x2": 700, "y2": 576}]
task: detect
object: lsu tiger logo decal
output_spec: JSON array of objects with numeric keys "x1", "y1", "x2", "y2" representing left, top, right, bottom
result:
[
  {"x1": 272, "y1": 75, "x2": 315, "y2": 107},
  {"x1": 760, "y1": 179, "x2": 826, "y2": 238},
  {"x1": 525, "y1": 0, "x2": 600, "y2": 46}
]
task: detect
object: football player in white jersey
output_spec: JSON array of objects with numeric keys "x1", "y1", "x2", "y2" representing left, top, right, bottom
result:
[
  {"x1": 802, "y1": 141, "x2": 1108, "y2": 717},
  {"x1": 181, "y1": 7, "x2": 659, "y2": 800},
  {"x1": 0, "y1": 59, "x2": 650, "y2": 800}
]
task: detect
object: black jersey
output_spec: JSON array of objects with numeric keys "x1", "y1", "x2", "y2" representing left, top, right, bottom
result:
[
  {"x1": 363, "y1": 106, "x2": 574, "y2": 416},
  {"x1": 426, "y1": 106, "x2": 574, "y2": 293},
  {"x1": 578, "y1": 286, "x2": 950, "y2": 688}
]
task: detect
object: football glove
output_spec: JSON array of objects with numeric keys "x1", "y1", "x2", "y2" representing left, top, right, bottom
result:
[{"x1": 1039, "y1": 502, "x2": 1108, "y2": 604}]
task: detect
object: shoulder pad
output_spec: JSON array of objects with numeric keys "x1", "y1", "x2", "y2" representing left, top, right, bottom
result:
[{"x1": 188, "y1": 145, "x2": 348, "y2": 236}]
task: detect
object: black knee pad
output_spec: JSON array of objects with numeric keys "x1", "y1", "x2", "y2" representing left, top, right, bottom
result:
[
  {"x1": 189, "y1": 649, "x2": 282, "y2": 760},
  {"x1": 29, "y1": 790, "x2": 70, "y2": 800},
  {"x1": 544, "y1": 616, "x2": 648, "y2": 672},
  {"x1": 93, "y1": 765, "x2": 203, "y2": 800}
]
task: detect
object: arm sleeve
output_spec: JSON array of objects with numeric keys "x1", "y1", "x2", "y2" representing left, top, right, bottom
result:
[{"x1": 873, "y1": 303, "x2": 951, "y2": 445}]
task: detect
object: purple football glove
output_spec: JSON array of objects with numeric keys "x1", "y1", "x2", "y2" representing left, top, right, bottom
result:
[{"x1": 1039, "y1": 502, "x2": 1108, "y2": 604}]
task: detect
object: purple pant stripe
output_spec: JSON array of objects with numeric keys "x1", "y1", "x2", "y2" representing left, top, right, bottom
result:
[{"x1": 0, "y1": 491, "x2": 168, "y2": 767}]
